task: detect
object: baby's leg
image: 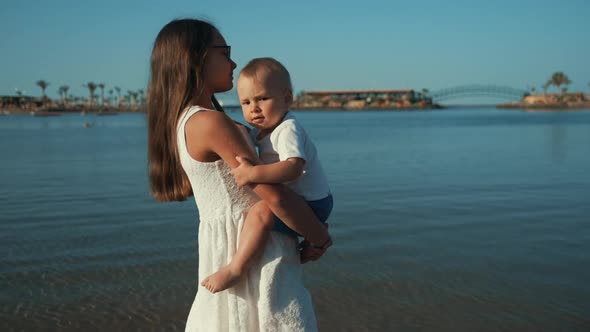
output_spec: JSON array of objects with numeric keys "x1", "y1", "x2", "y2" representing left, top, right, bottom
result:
[{"x1": 201, "y1": 200, "x2": 274, "y2": 293}]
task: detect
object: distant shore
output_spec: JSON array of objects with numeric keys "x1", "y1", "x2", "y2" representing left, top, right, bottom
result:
[
  {"x1": 497, "y1": 92, "x2": 590, "y2": 110},
  {"x1": 0, "y1": 105, "x2": 145, "y2": 116},
  {"x1": 290, "y1": 103, "x2": 443, "y2": 111}
]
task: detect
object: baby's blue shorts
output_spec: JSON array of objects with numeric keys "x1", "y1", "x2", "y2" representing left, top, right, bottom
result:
[{"x1": 272, "y1": 194, "x2": 333, "y2": 238}]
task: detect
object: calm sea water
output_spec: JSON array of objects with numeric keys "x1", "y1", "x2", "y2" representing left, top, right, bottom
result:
[{"x1": 1, "y1": 107, "x2": 589, "y2": 331}]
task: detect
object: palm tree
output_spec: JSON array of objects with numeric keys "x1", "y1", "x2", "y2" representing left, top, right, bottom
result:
[
  {"x1": 128, "y1": 90, "x2": 139, "y2": 106},
  {"x1": 108, "y1": 89, "x2": 114, "y2": 105},
  {"x1": 137, "y1": 89, "x2": 145, "y2": 105},
  {"x1": 58, "y1": 85, "x2": 69, "y2": 104},
  {"x1": 83, "y1": 82, "x2": 97, "y2": 106},
  {"x1": 547, "y1": 72, "x2": 571, "y2": 95},
  {"x1": 114, "y1": 86, "x2": 121, "y2": 106},
  {"x1": 97, "y1": 83, "x2": 105, "y2": 105},
  {"x1": 36, "y1": 80, "x2": 50, "y2": 100}
]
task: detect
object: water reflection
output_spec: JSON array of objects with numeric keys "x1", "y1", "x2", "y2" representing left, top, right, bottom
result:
[{"x1": 547, "y1": 123, "x2": 567, "y2": 162}]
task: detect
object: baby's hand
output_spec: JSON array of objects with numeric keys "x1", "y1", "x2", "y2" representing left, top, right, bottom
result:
[
  {"x1": 299, "y1": 236, "x2": 332, "y2": 264},
  {"x1": 299, "y1": 241, "x2": 315, "y2": 264},
  {"x1": 232, "y1": 156, "x2": 254, "y2": 186}
]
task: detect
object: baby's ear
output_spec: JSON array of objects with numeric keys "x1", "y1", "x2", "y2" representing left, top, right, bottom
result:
[{"x1": 284, "y1": 89, "x2": 293, "y2": 106}]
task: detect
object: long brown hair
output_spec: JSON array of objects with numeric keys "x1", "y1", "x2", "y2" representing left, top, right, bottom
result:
[{"x1": 147, "y1": 19, "x2": 222, "y2": 202}]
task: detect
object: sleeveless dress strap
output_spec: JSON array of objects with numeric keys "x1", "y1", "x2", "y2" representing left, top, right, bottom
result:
[{"x1": 178, "y1": 105, "x2": 209, "y2": 131}]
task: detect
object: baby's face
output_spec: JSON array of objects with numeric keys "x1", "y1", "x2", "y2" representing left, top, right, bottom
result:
[{"x1": 237, "y1": 69, "x2": 291, "y2": 136}]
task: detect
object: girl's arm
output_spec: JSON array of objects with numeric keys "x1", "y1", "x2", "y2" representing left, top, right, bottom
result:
[{"x1": 185, "y1": 110, "x2": 330, "y2": 246}]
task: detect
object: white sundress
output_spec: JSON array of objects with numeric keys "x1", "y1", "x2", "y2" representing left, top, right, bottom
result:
[{"x1": 178, "y1": 106, "x2": 318, "y2": 332}]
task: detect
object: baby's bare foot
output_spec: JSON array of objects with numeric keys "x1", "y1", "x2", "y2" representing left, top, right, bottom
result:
[{"x1": 201, "y1": 265, "x2": 243, "y2": 294}]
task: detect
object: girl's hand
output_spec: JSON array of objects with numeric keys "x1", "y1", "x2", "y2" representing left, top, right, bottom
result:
[{"x1": 231, "y1": 156, "x2": 255, "y2": 186}]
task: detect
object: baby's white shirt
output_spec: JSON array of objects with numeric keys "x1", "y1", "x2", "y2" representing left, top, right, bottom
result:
[{"x1": 252, "y1": 112, "x2": 331, "y2": 201}]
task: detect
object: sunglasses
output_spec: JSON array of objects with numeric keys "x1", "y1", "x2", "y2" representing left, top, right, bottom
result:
[{"x1": 212, "y1": 45, "x2": 231, "y2": 60}]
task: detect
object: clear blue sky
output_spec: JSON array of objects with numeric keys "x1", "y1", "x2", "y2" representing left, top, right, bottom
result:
[{"x1": 1, "y1": 0, "x2": 589, "y2": 103}]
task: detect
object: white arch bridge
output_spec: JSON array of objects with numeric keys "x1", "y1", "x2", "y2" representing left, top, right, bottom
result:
[{"x1": 429, "y1": 85, "x2": 529, "y2": 102}]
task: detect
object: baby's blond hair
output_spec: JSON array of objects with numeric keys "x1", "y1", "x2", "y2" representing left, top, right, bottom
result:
[{"x1": 240, "y1": 57, "x2": 293, "y2": 91}]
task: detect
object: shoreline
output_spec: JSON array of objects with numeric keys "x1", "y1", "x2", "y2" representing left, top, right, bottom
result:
[
  {"x1": 290, "y1": 103, "x2": 443, "y2": 111},
  {"x1": 496, "y1": 102, "x2": 590, "y2": 111},
  {"x1": 0, "y1": 106, "x2": 145, "y2": 116},
  {"x1": 5, "y1": 103, "x2": 590, "y2": 115}
]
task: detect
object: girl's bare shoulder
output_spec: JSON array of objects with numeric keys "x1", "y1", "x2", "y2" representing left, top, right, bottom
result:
[{"x1": 186, "y1": 110, "x2": 234, "y2": 135}]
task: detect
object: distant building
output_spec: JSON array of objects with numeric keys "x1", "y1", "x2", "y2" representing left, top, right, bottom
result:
[{"x1": 294, "y1": 89, "x2": 429, "y2": 109}]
